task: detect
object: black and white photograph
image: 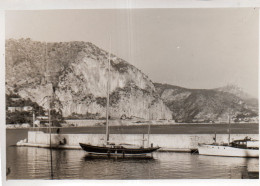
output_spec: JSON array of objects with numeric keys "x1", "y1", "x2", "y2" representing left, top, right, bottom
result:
[{"x1": 1, "y1": 0, "x2": 259, "y2": 184}]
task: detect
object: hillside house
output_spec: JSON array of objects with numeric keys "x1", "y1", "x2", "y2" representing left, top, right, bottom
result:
[
  {"x1": 23, "y1": 106, "x2": 33, "y2": 111},
  {"x1": 10, "y1": 98, "x2": 22, "y2": 101},
  {"x1": 7, "y1": 106, "x2": 33, "y2": 112},
  {"x1": 7, "y1": 107, "x2": 22, "y2": 112},
  {"x1": 36, "y1": 116, "x2": 49, "y2": 120}
]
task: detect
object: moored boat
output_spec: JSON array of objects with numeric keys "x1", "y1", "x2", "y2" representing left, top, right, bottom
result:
[
  {"x1": 79, "y1": 143, "x2": 160, "y2": 158},
  {"x1": 198, "y1": 138, "x2": 259, "y2": 158}
]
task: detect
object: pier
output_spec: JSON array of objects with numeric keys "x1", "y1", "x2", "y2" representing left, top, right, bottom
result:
[{"x1": 16, "y1": 130, "x2": 258, "y2": 152}]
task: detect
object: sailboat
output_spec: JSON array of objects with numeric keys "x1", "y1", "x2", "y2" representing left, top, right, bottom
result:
[
  {"x1": 79, "y1": 39, "x2": 160, "y2": 158},
  {"x1": 198, "y1": 115, "x2": 259, "y2": 158}
]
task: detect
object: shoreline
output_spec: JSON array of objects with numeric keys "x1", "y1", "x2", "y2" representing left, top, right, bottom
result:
[
  {"x1": 6, "y1": 121, "x2": 259, "y2": 130},
  {"x1": 6, "y1": 123, "x2": 259, "y2": 135}
]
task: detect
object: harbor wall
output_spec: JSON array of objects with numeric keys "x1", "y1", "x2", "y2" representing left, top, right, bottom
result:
[
  {"x1": 22, "y1": 131, "x2": 259, "y2": 151},
  {"x1": 64, "y1": 119, "x2": 175, "y2": 127}
]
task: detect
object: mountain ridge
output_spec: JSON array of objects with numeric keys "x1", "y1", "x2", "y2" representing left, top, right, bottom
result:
[
  {"x1": 154, "y1": 83, "x2": 258, "y2": 123},
  {"x1": 5, "y1": 38, "x2": 258, "y2": 123}
]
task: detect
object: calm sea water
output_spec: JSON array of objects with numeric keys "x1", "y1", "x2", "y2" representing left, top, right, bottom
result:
[{"x1": 6, "y1": 129, "x2": 259, "y2": 179}]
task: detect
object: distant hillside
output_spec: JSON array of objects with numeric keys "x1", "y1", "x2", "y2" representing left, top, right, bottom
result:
[
  {"x1": 6, "y1": 38, "x2": 172, "y2": 120},
  {"x1": 215, "y1": 84, "x2": 258, "y2": 113},
  {"x1": 154, "y1": 83, "x2": 258, "y2": 123}
]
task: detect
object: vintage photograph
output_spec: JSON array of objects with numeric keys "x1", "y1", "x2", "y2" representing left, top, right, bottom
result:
[{"x1": 4, "y1": 8, "x2": 259, "y2": 180}]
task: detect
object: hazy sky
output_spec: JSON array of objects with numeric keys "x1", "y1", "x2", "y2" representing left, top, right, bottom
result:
[{"x1": 5, "y1": 9, "x2": 259, "y2": 97}]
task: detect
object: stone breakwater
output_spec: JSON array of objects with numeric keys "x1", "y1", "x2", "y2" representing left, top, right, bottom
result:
[
  {"x1": 64, "y1": 119, "x2": 176, "y2": 127},
  {"x1": 16, "y1": 131, "x2": 258, "y2": 152}
]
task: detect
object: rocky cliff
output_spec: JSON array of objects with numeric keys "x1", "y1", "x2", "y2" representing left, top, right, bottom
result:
[
  {"x1": 6, "y1": 38, "x2": 172, "y2": 120},
  {"x1": 154, "y1": 83, "x2": 258, "y2": 123}
]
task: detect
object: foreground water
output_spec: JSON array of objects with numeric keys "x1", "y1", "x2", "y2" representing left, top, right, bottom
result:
[{"x1": 6, "y1": 129, "x2": 259, "y2": 179}]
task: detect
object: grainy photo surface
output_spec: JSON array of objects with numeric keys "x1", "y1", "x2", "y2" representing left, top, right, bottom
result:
[{"x1": 4, "y1": 8, "x2": 259, "y2": 180}]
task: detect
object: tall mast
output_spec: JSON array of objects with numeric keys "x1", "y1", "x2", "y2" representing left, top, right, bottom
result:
[
  {"x1": 147, "y1": 104, "x2": 151, "y2": 147},
  {"x1": 32, "y1": 111, "x2": 35, "y2": 128},
  {"x1": 228, "y1": 112, "x2": 231, "y2": 145},
  {"x1": 46, "y1": 42, "x2": 54, "y2": 179},
  {"x1": 105, "y1": 37, "x2": 111, "y2": 145},
  {"x1": 147, "y1": 120, "x2": 151, "y2": 147}
]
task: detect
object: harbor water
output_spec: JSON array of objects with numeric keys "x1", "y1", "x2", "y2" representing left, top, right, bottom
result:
[{"x1": 6, "y1": 128, "x2": 259, "y2": 179}]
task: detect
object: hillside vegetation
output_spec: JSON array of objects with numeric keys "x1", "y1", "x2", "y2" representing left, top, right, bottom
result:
[{"x1": 154, "y1": 83, "x2": 258, "y2": 123}]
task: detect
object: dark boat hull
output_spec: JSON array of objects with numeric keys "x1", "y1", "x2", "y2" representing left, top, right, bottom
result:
[{"x1": 79, "y1": 143, "x2": 160, "y2": 158}]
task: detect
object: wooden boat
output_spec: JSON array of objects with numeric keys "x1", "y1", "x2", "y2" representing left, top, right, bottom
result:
[
  {"x1": 79, "y1": 143, "x2": 160, "y2": 158},
  {"x1": 198, "y1": 138, "x2": 259, "y2": 158},
  {"x1": 79, "y1": 38, "x2": 160, "y2": 158}
]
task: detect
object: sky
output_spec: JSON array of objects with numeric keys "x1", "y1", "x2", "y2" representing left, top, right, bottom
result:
[{"x1": 5, "y1": 8, "x2": 259, "y2": 98}]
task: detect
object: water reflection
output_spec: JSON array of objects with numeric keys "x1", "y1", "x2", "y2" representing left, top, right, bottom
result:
[
  {"x1": 80, "y1": 157, "x2": 159, "y2": 179},
  {"x1": 6, "y1": 146, "x2": 259, "y2": 179},
  {"x1": 196, "y1": 155, "x2": 252, "y2": 179}
]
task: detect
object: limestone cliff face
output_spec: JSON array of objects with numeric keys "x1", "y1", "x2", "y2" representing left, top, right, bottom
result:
[{"x1": 6, "y1": 38, "x2": 172, "y2": 120}]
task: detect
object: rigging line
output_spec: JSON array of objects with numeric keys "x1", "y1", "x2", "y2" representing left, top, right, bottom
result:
[
  {"x1": 105, "y1": 35, "x2": 111, "y2": 145},
  {"x1": 48, "y1": 91, "x2": 54, "y2": 179}
]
